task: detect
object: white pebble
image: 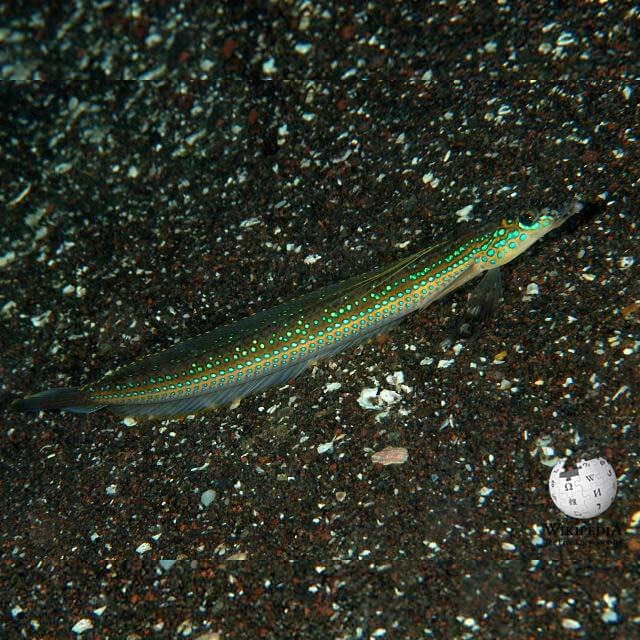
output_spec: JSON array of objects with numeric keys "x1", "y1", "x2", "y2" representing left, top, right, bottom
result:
[
  {"x1": 561, "y1": 618, "x2": 581, "y2": 630},
  {"x1": 200, "y1": 489, "x2": 216, "y2": 507},
  {"x1": 262, "y1": 58, "x2": 277, "y2": 75},
  {"x1": 239, "y1": 217, "x2": 260, "y2": 228},
  {"x1": 123, "y1": 416, "x2": 137, "y2": 426},
  {"x1": 526, "y1": 283, "x2": 540, "y2": 295},
  {"x1": 422, "y1": 171, "x2": 434, "y2": 185},
  {"x1": 200, "y1": 59, "x2": 214, "y2": 72},
  {"x1": 556, "y1": 32, "x2": 576, "y2": 46},
  {"x1": 1, "y1": 300, "x2": 17, "y2": 316}
]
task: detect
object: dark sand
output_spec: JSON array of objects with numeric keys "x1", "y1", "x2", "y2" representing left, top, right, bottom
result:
[{"x1": 1, "y1": 3, "x2": 638, "y2": 638}]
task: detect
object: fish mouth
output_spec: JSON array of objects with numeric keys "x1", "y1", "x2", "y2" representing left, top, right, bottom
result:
[
  {"x1": 538, "y1": 199, "x2": 585, "y2": 231},
  {"x1": 550, "y1": 199, "x2": 585, "y2": 228}
]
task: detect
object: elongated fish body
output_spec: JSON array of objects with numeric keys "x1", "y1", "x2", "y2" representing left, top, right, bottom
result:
[{"x1": 13, "y1": 200, "x2": 583, "y2": 418}]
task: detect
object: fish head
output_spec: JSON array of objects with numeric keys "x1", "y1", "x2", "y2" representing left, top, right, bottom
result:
[{"x1": 479, "y1": 200, "x2": 584, "y2": 270}]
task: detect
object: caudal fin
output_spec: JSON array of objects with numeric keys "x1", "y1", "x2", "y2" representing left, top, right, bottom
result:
[{"x1": 11, "y1": 387, "x2": 104, "y2": 414}]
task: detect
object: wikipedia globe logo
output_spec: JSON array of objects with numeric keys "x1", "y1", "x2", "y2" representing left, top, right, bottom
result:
[{"x1": 548, "y1": 457, "x2": 617, "y2": 519}]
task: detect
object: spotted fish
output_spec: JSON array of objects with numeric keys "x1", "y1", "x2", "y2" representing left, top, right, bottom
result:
[{"x1": 12, "y1": 200, "x2": 583, "y2": 418}]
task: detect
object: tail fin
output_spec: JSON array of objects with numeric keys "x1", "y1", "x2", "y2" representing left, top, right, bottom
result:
[{"x1": 11, "y1": 387, "x2": 104, "y2": 414}]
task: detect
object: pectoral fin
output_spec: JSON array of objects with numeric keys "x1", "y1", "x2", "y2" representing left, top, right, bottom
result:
[{"x1": 441, "y1": 268, "x2": 503, "y2": 348}]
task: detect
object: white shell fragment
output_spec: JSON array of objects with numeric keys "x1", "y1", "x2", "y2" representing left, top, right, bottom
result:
[
  {"x1": 385, "y1": 371, "x2": 405, "y2": 386},
  {"x1": 357, "y1": 387, "x2": 380, "y2": 409},
  {"x1": 317, "y1": 441, "x2": 334, "y2": 454},
  {"x1": 31, "y1": 310, "x2": 52, "y2": 327},
  {"x1": 371, "y1": 446, "x2": 408, "y2": 466},
  {"x1": 378, "y1": 389, "x2": 401, "y2": 405},
  {"x1": 136, "y1": 542, "x2": 152, "y2": 555},
  {"x1": 455, "y1": 204, "x2": 474, "y2": 222},
  {"x1": 71, "y1": 619, "x2": 93, "y2": 634}
]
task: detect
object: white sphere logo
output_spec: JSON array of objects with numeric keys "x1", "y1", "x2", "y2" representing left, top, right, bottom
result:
[{"x1": 548, "y1": 457, "x2": 617, "y2": 519}]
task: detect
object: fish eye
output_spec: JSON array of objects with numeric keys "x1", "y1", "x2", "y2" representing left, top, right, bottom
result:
[{"x1": 518, "y1": 210, "x2": 539, "y2": 229}]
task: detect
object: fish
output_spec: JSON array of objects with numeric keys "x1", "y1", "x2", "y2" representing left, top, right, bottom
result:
[{"x1": 12, "y1": 199, "x2": 584, "y2": 418}]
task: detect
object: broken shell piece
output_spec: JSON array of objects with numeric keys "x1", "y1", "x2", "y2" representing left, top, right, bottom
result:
[
  {"x1": 385, "y1": 371, "x2": 405, "y2": 386},
  {"x1": 317, "y1": 441, "x2": 334, "y2": 454},
  {"x1": 371, "y1": 446, "x2": 408, "y2": 466},
  {"x1": 357, "y1": 387, "x2": 380, "y2": 409},
  {"x1": 379, "y1": 389, "x2": 401, "y2": 405}
]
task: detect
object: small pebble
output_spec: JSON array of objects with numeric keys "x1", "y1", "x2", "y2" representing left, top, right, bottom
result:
[
  {"x1": 262, "y1": 58, "x2": 277, "y2": 75},
  {"x1": 159, "y1": 559, "x2": 177, "y2": 571},
  {"x1": 561, "y1": 618, "x2": 581, "y2": 630},
  {"x1": 201, "y1": 489, "x2": 216, "y2": 507}
]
